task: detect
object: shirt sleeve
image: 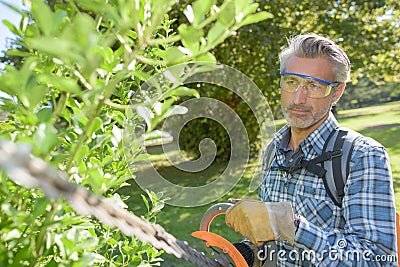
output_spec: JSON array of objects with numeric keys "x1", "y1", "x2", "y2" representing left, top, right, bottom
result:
[{"x1": 295, "y1": 143, "x2": 398, "y2": 266}]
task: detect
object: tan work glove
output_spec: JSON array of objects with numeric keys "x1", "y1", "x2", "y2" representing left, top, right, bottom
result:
[{"x1": 225, "y1": 198, "x2": 295, "y2": 246}]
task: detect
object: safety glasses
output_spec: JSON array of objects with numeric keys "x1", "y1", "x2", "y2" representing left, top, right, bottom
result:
[{"x1": 280, "y1": 72, "x2": 341, "y2": 98}]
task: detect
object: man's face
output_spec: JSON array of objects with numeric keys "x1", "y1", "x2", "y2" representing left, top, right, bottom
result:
[{"x1": 281, "y1": 56, "x2": 337, "y2": 129}]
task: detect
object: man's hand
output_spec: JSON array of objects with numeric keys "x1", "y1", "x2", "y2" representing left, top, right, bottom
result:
[{"x1": 225, "y1": 198, "x2": 296, "y2": 246}]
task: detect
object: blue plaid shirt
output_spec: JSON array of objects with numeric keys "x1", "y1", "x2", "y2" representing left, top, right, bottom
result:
[{"x1": 258, "y1": 113, "x2": 397, "y2": 266}]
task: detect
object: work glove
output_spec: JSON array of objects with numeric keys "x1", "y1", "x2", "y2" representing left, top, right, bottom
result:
[{"x1": 225, "y1": 198, "x2": 295, "y2": 246}]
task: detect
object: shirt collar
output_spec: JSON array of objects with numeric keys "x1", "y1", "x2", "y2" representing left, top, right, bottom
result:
[{"x1": 273, "y1": 112, "x2": 339, "y2": 156}]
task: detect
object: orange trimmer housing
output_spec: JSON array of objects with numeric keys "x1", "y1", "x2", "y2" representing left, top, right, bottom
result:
[{"x1": 192, "y1": 203, "x2": 249, "y2": 267}]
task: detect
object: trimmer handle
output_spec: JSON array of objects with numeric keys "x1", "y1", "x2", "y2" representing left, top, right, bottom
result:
[
  {"x1": 194, "y1": 202, "x2": 277, "y2": 267},
  {"x1": 192, "y1": 202, "x2": 250, "y2": 267},
  {"x1": 199, "y1": 203, "x2": 233, "y2": 232}
]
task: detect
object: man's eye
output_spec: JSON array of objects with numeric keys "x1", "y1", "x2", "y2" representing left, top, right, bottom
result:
[
  {"x1": 285, "y1": 79, "x2": 298, "y2": 85},
  {"x1": 307, "y1": 82, "x2": 321, "y2": 90}
]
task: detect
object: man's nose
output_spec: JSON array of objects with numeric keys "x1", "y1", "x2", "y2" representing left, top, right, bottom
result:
[{"x1": 293, "y1": 84, "x2": 307, "y2": 104}]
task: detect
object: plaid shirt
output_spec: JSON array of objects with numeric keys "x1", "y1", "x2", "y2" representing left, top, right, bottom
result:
[{"x1": 258, "y1": 113, "x2": 397, "y2": 266}]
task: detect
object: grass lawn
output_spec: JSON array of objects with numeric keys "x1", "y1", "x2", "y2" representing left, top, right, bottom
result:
[{"x1": 120, "y1": 101, "x2": 400, "y2": 266}]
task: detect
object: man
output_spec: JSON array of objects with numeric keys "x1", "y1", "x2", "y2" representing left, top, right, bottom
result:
[{"x1": 225, "y1": 33, "x2": 397, "y2": 266}]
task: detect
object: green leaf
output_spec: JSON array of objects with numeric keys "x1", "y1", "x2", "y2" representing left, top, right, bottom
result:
[
  {"x1": 123, "y1": 245, "x2": 133, "y2": 252},
  {"x1": 234, "y1": 0, "x2": 250, "y2": 13},
  {"x1": 28, "y1": 1, "x2": 67, "y2": 37},
  {"x1": 31, "y1": 197, "x2": 49, "y2": 219},
  {"x1": 90, "y1": 157, "x2": 101, "y2": 166},
  {"x1": 218, "y1": 1, "x2": 235, "y2": 26},
  {"x1": 87, "y1": 117, "x2": 103, "y2": 137},
  {"x1": 30, "y1": 37, "x2": 74, "y2": 61},
  {"x1": 128, "y1": 30, "x2": 137, "y2": 40},
  {"x1": 74, "y1": 0, "x2": 108, "y2": 12},
  {"x1": 30, "y1": 0, "x2": 54, "y2": 36},
  {"x1": 160, "y1": 98, "x2": 175, "y2": 114},
  {"x1": 165, "y1": 47, "x2": 186, "y2": 65},
  {"x1": 103, "y1": 47, "x2": 114, "y2": 64},
  {"x1": 111, "y1": 110, "x2": 125, "y2": 126},
  {"x1": 46, "y1": 259, "x2": 58, "y2": 267},
  {"x1": 141, "y1": 194, "x2": 150, "y2": 214},
  {"x1": 107, "y1": 238, "x2": 118, "y2": 246},
  {"x1": 75, "y1": 144, "x2": 90, "y2": 164},
  {"x1": 131, "y1": 70, "x2": 151, "y2": 82},
  {"x1": 239, "y1": 3, "x2": 259, "y2": 18},
  {"x1": 5, "y1": 49, "x2": 31, "y2": 58},
  {"x1": 148, "y1": 0, "x2": 177, "y2": 30},
  {"x1": 37, "y1": 74, "x2": 81, "y2": 94},
  {"x1": 206, "y1": 21, "x2": 228, "y2": 47},
  {"x1": 192, "y1": 0, "x2": 215, "y2": 26},
  {"x1": 37, "y1": 107, "x2": 53, "y2": 123},
  {"x1": 12, "y1": 245, "x2": 30, "y2": 264},
  {"x1": 86, "y1": 167, "x2": 106, "y2": 195},
  {"x1": 195, "y1": 52, "x2": 217, "y2": 62},
  {"x1": 237, "y1": 12, "x2": 273, "y2": 28},
  {"x1": 163, "y1": 86, "x2": 200, "y2": 99},
  {"x1": 129, "y1": 257, "x2": 143, "y2": 266},
  {"x1": 2, "y1": 20, "x2": 22, "y2": 36},
  {"x1": 178, "y1": 24, "x2": 204, "y2": 49},
  {"x1": 33, "y1": 123, "x2": 58, "y2": 155},
  {"x1": 30, "y1": 13, "x2": 100, "y2": 73},
  {"x1": 27, "y1": 84, "x2": 48, "y2": 109},
  {"x1": 0, "y1": 58, "x2": 48, "y2": 109}
]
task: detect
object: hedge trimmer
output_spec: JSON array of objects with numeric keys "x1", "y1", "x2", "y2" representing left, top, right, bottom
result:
[{"x1": 0, "y1": 139, "x2": 274, "y2": 267}]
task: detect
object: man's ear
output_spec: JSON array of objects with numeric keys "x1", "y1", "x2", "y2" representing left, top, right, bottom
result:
[{"x1": 332, "y1": 82, "x2": 346, "y2": 104}]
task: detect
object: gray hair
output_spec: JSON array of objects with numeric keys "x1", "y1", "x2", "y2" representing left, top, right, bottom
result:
[{"x1": 279, "y1": 33, "x2": 351, "y2": 83}]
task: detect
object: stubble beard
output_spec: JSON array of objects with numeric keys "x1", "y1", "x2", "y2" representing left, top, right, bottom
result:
[{"x1": 282, "y1": 98, "x2": 334, "y2": 129}]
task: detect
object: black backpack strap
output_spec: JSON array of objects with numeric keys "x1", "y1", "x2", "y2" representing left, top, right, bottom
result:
[
  {"x1": 326, "y1": 129, "x2": 347, "y2": 206},
  {"x1": 322, "y1": 127, "x2": 361, "y2": 207},
  {"x1": 300, "y1": 129, "x2": 340, "y2": 179}
]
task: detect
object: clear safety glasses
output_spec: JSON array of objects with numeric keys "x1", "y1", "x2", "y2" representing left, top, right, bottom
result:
[{"x1": 280, "y1": 72, "x2": 341, "y2": 98}]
